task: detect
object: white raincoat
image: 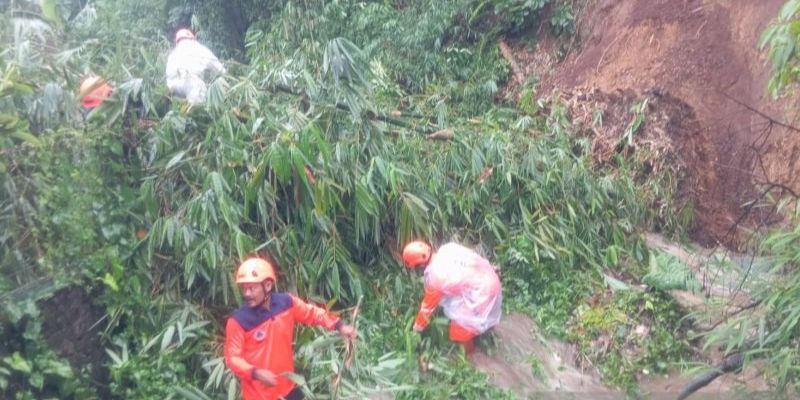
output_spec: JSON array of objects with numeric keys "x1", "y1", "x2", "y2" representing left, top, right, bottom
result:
[
  {"x1": 418, "y1": 242, "x2": 502, "y2": 334},
  {"x1": 165, "y1": 39, "x2": 225, "y2": 105}
]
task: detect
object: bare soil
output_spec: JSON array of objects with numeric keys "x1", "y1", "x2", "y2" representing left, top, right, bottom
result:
[
  {"x1": 471, "y1": 312, "x2": 613, "y2": 398},
  {"x1": 552, "y1": 87, "x2": 711, "y2": 234},
  {"x1": 473, "y1": 289, "x2": 771, "y2": 398},
  {"x1": 494, "y1": 2, "x2": 800, "y2": 394},
  {"x1": 38, "y1": 287, "x2": 109, "y2": 397},
  {"x1": 511, "y1": 0, "x2": 800, "y2": 247},
  {"x1": 474, "y1": 312, "x2": 772, "y2": 399}
]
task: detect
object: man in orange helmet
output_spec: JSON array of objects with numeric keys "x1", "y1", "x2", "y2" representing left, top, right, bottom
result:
[
  {"x1": 78, "y1": 76, "x2": 113, "y2": 113},
  {"x1": 225, "y1": 257, "x2": 356, "y2": 400},
  {"x1": 166, "y1": 28, "x2": 225, "y2": 105},
  {"x1": 402, "y1": 241, "x2": 502, "y2": 354}
]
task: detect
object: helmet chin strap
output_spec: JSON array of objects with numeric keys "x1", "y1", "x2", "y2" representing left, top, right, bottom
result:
[
  {"x1": 254, "y1": 280, "x2": 273, "y2": 309},
  {"x1": 420, "y1": 253, "x2": 432, "y2": 268}
]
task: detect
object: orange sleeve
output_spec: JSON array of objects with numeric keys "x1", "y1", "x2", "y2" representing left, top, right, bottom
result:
[
  {"x1": 414, "y1": 287, "x2": 444, "y2": 330},
  {"x1": 290, "y1": 295, "x2": 341, "y2": 330},
  {"x1": 224, "y1": 318, "x2": 256, "y2": 380}
]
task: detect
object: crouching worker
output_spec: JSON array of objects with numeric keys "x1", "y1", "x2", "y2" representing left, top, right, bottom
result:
[
  {"x1": 78, "y1": 75, "x2": 113, "y2": 117},
  {"x1": 402, "y1": 241, "x2": 502, "y2": 354},
  {"x1": 225, "y1": 257, "x2": 356, "y2": 400},
  {"x1": 165, "y1": 28, "x2": 225, "y2": 105}
]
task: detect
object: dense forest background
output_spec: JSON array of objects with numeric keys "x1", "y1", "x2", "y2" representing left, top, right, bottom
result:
[{"x1": 2, "y1": 0, "x2": 800, "y2": 398}]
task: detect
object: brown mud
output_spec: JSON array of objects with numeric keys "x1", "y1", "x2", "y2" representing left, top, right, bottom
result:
[{"x1": 509, "y1": 0, "x2": 796, "y2": 247}]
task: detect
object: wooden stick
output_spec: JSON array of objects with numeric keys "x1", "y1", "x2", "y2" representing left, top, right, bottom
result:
[
  {"x1": 345, "y1": 296, "x2": 363, "y2": 369},
  {"x1": 498, "y1": 38, "x2": 524, "y2": 84},
  {"x1": 332, "y1": 296, "x2": 363, "y2": 399}
]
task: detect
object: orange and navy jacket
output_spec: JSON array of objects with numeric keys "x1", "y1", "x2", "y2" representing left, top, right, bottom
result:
[
  {"x1": 224, "y1": 292, "x2": 342, "y2": 400},
  {"x1": 414, "y1": 287, "x2": 444, "y2": 330}
]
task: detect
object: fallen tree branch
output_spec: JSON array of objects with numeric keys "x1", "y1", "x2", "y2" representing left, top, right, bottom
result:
[
  {"x1": 678, "y1": 336, "x2": 760, "y2": 400},
  {"x1": 721, "y1": 91, "x2": 800, "y2": 134},
  {"x1": 498, "y1": 38, "x2": 524, "y2": 84},
  {"x1": 703, "y1": 300, "x2": 762, "y2": 332},
  {"x1": 273, "y1": 83, "x2": 437, "y2": 134},
  {"x1": 677, "y1": 352, "x2": 744, "y2": 400},
  {"x1": 332, "y1": 295, "x2": 363, "y2": 399},
  {"x1": 427, "y1": 128, "x2": 455, "y2": 141}
]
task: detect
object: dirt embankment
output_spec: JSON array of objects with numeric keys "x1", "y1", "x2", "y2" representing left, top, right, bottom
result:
[{"x1": 519, "y1": 0, "x2": 798, "y2": 245}]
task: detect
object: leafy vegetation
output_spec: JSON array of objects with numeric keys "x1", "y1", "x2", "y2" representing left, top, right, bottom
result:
[
  {"x1": 643, "y1": 251, "x2": 702, "y2": 292},
  {"x1": 699, "y1": 205, "x2": 800, "y2": 393},
  {"x1": 569, "y1": 290, "x2": 690, "y2": 392},
  {"x1": 761, "y1": 0, "x2": 800, "y2": 96},
  {"x1": 1, "y1": 311, "x2": 97, "y2": 399},
  {"x1": 675, "y1": 1, "x2": 800, "y2": 394},
  {"x1": 13, "y1": 0, "x2": 800, "y2": 399}
]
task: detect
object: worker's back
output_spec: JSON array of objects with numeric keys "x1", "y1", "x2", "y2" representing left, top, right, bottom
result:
[
  {"x1": 165, "y1": 39, "x2": 224, "y2": 104},
  {"x1": 424, "y1": 242, "x2": 502, "y2": 333}
]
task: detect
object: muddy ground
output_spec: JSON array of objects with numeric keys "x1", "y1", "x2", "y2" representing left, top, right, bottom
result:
[
  {"x1": 509, "y1": 0, "x2": 798, "y2": 247},
  {"x1": 473, "y1": 311, "x2": 770, "y2": 399},
  {"x1": 478, "y1": 1, "x2": 800, "y2": 396},
  {"x1": 31, "y1": 1, "x2": 800, "y2": 398},
  {"x1": 38, "y1": 287, "x2": 109, "y2": 397}
]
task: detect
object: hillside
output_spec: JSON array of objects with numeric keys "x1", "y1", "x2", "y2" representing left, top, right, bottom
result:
[
  {"x1": 512, "y1": 0, "x2": 794, "y2": 245},
  {"x1": 2, "y1": 1, "x2": 800, "y2": 399}
]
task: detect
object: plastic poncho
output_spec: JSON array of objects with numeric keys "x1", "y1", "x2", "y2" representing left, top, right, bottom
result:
[
  {"x1": 414, "y1": 242, "x2": 502, "y2": 334},
  {"x1": 165, "y1": 40, "x2": 225, "y2": 105}
]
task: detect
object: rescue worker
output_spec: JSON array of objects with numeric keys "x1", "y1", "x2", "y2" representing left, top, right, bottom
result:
[
  {"x1": 78, "y1": 76, "x2": 113, "y2": 112},
  {"x1": 402, "y1": 241, "x2": 502, "y2": 354},
  {"x1": 165, "y1": 28, "x2": 225, "y2": 105},
  {"x1": 225, "y1": 257, "x2": 356, "y2": 400}
]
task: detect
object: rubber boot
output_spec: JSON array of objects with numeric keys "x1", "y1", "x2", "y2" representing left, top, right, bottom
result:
[{"x1": 461, "y1": 338, "x2": 476, "y2": 354}]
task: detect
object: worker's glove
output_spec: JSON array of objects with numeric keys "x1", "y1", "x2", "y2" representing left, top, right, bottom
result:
[
  {"x1": 338, "y1": 323, "x2": 357, "y2": 339},
  {"x1": 252, "y1": 368, "x2": 278, "y2": 386}
]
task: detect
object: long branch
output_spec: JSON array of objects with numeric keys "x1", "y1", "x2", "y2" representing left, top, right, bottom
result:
[
  {"x1": 498, "y1": 38, "x2": 524, "y2": 83},
  {"x1": 273, "y1": 83, "x2": 436, "y2": 134},
  {"x1": 677, "y1": 352, "x2": 744, "y2": 400},
  {"x1": 721, "y1": 91, "x2": 800, "y2": 133}
]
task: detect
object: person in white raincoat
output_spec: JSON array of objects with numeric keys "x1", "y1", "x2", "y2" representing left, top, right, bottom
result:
[
  {"x1": 402, "y1": 241, "x2": 502, "y2": 353},
  {"x1": 165, "y1": 29, "x2": 225, "y2": 105}
]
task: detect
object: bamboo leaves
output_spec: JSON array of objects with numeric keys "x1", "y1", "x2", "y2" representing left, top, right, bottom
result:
[
  {"x1": 323, "y1": 38, "x2": 369, "y2": 88},
  {"x1": 761, "y1": 0, "x2": 800, "y2": 96}
]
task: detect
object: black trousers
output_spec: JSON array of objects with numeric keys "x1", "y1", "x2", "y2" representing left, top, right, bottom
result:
[{"x1": 281, "y1": 386, "x2": 304, "y2": 400}]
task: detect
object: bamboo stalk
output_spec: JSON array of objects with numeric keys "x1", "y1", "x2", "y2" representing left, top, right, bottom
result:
[
  {"x1": 332, "y1": 295, "x2": 363, "y2": 399},
  {"x1": 498, "y1": 38, "x2": 524, "y2": 84}
]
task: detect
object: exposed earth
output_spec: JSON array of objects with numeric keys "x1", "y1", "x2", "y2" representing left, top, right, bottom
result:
[
  {"x1": 472, "y1": 311, "x2": 769, "y2": 399},
  {"x1": 470, "y1": 0, "x2": 798, "y2": 396},
  {"x1": 32, "y1": 1, "x2": 799, "y2": 398},
  {"x1": 509, "y1": 0, "x2": 798, "y2": 247}
]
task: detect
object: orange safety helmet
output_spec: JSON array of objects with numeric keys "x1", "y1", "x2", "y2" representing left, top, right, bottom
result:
[
  {"x1": 402, "y1": 241, "x2": 432, "y2": 268},
  {"x1": 235, "y1": 258, "x2": 277, "y2": 284},
  {"x1": 174, "y1": 28, "x2": 196, "y2": 44},
  {"x1": 79, "y1": 76, "x2": 113, "y2": 109}
]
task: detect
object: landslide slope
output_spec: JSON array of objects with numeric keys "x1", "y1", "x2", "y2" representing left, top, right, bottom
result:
[{"x1": 537, "y1": 0, "x2": 793, "y2": 244}]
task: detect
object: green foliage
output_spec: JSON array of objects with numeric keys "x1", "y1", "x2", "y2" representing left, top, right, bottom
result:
[
  {"x1": 1, "y1": 0, "x2": 695, "y2": 398},
  {"x1": 244, "y1": 0, "x2": 574, "y2": 115},
  {"x1": 549, "y1": 2, "x2": 575, "y2": 36},
  {"x1": 105, "y1": 304, "x2": 212, "y2": 400},
  {"x1": 484, "y1": 0, "x2": 551, "y2": 34},
  {"x1": 701, "y1": 205, "x2": 800, "y2": 393},
  {"x1": 1, "y1": 63, "x2": 39, "y2": 155},
  {"x1": 642, "y1": 251, "x2": 702, "y2": 292},
  {"x1": 0, "y1": 307, "x2": 96, "y2": 399},
  {"x1": 188, "y1": 0, "x2": 248, "y2": 60},
  {"x1": 621, "y1": 98, "x2": 648, "y2": 147},
  {"x1": 569, "y1": 290, "x2": 690, "y2": 392},
  {"x1": 498, "y1": 234, "x2": 596, "y2": 338},
  {"x1": 761, "y1": 0, "x2": 800, "y2": 96}
]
